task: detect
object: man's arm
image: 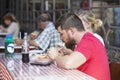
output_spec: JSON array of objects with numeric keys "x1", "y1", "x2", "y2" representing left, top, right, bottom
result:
[
  {"x1": 14, "y1": 38, "x2": 23, "y2": 45},
  {"x1": 29, "y1": 40, "x2": 39, "y2": 47},
  {"x1": 55, "y1": 51, "x2": 86, "y2": 69},
  {"x1": 57, "y1": 47, "x2": 73, "y2": 55}
]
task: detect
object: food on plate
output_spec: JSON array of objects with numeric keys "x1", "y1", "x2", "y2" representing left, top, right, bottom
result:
[
  {"x1": 30, "y1": 53, "x2": 50, "y2": 61},
  {"x1": 37, "y1": 55, "x2": 50, "y2": 60},
  {"x1": 31, "y1": 54, "x2": 36, "y2": 57},
  {"x1": 29, "y1": 50, "x2": 52, "y2": 65}
]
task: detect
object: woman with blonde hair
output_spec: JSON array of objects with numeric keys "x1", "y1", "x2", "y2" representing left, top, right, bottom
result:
[
  {"x1": 0, "y1": 13, "x2": 19, "y2": 38},
  {"x1": 75, "y1": 10, "x2": 105, "y2": 46}
]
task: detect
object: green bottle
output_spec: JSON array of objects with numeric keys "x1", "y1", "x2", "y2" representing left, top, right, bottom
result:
[{"x1": 4, "y1": 34, "x2": 14, "y2": 57}]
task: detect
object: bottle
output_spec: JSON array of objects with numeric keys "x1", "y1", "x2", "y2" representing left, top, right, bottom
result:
[
  {"x1": 4, "y1": 34, "x2": 14, "y2": 57},
  {"x1": 22, "y1": 32, "x2": 29, "y2": 63}
]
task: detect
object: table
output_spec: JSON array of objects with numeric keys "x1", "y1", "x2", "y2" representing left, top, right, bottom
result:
[
  {"x1": 0, "y1": 54, "x2": 96, "y2": 80},
  {"x1": 0, "y1": 46, "x2": 35, "y2": 53},
  {"x1": 0, "y1": 33, "x2": 8, "y2": 37}
]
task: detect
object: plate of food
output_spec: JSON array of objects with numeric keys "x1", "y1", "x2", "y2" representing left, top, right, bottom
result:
[{"x1": 29, "y1": 50, "x2": 52, "y2": 66}]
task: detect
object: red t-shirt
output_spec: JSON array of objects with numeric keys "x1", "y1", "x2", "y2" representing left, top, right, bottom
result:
[{"x1": 75, "y1": 32, "x2": 110, "y2": 80}]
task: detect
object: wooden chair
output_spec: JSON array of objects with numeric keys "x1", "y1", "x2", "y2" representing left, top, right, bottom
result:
[{"x1": 109, "y1": 62, "x2": 120, "y2": 80}]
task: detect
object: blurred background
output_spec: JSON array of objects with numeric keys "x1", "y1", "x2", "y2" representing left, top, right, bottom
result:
[{"x1": 1, "y1": 0, "x2": 120, "y2": 61}]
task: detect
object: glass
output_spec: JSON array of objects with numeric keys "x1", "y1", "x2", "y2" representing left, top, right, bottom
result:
[
  {"x1": 22, "y1": 52, "x2": 29, "y2": 63},
  {"x1": 7, "y1": 57, "x2": 14, "y2": 71}
]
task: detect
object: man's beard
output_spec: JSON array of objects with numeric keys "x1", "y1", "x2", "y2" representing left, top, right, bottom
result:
[{"x1": 65, "y1": 35, "x2": 76, "y2": 50}]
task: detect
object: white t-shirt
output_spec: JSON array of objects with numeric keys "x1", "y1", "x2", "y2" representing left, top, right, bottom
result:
[
  {"x1": 7, "y1": 22, "x2": 19, "y2": 38},
  {"x1": 93, "y1": 33, "x2": 105, "y2": 46}
]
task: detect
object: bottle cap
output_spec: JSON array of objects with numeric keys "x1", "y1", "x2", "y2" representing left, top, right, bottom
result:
[
  {"x1": 6, "y1": 34, "x2": 13, "y2": 38},
  {"x1": 24, "y1": 32, "x2": 27, "y2": 36}
]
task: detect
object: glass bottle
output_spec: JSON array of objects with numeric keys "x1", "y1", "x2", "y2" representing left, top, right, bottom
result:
[{"x1": 22, "y1": 32, "x2": 29, "y2": 63}]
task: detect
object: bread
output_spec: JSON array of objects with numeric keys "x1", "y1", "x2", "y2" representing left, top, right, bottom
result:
[
  {"x1": 37, "y1": 55, "x2": 50, "y2": 60},
  {"x1": 31, "y1": 54, "x2": 36, "y2": 56}
]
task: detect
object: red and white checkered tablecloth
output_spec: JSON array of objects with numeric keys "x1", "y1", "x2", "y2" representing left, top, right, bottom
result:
[
  {"x1": 0, "y1": 54, "x2": 96, "y2": 80},
  {"x1": 0, "y1": 60, "x2": 13, "y2": 80}
]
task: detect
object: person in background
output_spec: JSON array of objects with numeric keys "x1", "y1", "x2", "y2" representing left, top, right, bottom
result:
[
  {"x1": 48, "y1": 12, "x2": 110, "y2": 80},
  {"x1": 83, "y1": 0, "x2": 89, "y2": 9},
  {"x1": 0, "y1": 13, "x2": 19, "y2": 38},
  {"x1": 76, "y1": 10, "x2": 105, "y2": 46},
  {"x1": 15, "y1": 12, "x2": 64, "y2": 51}
]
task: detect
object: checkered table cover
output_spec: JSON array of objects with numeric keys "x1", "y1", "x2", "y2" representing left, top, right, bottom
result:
[{"x1": 0, "y1": 54, "x2": 96, "y2": 80}]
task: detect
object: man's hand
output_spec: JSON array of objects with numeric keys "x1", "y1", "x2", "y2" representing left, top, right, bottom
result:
[
  {"x1": 0, "y1": 25, "x2": 3, "y2": 29},
  {"x1": 29, "y1": 31, "x2": 39, "y2": 40},
  {"x1": 47, "y1": 47, "x2": 59, "y2": 60},
  {"x1": 57, "y1": 46, "x2": 73, "y2": 55},
  {"x1": 29, "y1": 40, "x2": 38, "y2": 47},
  {"x1": 14, "y1": 38, "x2": 23, "y2": 45}
]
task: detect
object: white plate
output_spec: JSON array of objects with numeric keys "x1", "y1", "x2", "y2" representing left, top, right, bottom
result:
[
  {"x1": 29, "y1": 50, "x2": 43, "y2": 61},
  {"x1": 29, "y1": 51, "x2": 52, "y2": 65},
  {"x1": 29, "y1": 50, "x2": 43, "y2": 54},
  {"x1": 30, "y1": 58, "x2": 52, "y2": 65}
]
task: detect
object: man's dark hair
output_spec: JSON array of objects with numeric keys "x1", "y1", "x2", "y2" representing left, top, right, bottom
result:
[
  {"x1": 55, "y1": 15, "x2": 64, "y2": 29},
  {"x1": 55, "y1": 13, "x2": 72, "y2": 29},
  {"x1": 56, "y1": 13, "x2": 85, "y2": 50},
  {"x1": 61, "y1": 12, "x2": 85, "y2": 31},
  {"x1": 37, "y1": 12, "x2": 51, "y2": 22}
]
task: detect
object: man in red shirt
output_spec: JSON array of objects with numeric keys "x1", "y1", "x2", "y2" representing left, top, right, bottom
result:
[{"x1": 48, "y1": 13, "x2": 110, "y2": 80}]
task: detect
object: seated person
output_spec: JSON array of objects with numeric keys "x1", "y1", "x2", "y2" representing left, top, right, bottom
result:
[
  {"x1": 55, "y1": 10, "x2": 104, "y2": 51},
  {"x1": 76, "y1": 10, "x2": 105, "y2": 46},
  {"x1": 15, "y1": 12, "x2": 64, "y2": 51},
  {"x1": 55, "y1": 15, "x2": 75, "y2": 50},
  {"x1": 0, "y1": 13, "x2": 19, "y2": 38},
  {"x1": 48, "y1": 12, "x2": 110, "y2": 80}
]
